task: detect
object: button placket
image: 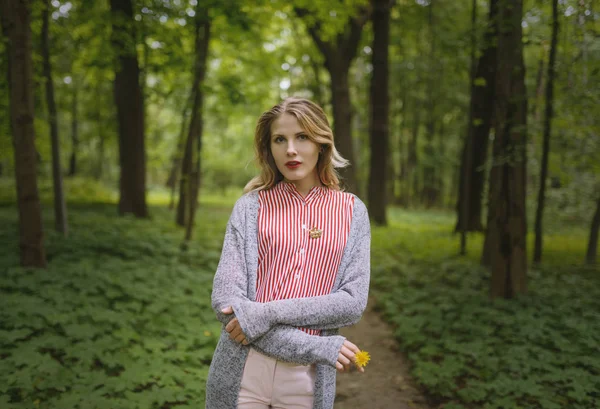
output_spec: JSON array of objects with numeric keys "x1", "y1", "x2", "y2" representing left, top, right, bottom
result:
[{"x1": 295, "y1": 203, "x2": 309, "y2": 280}]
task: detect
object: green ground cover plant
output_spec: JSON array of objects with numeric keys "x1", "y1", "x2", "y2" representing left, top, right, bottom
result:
[
  {"x1": 1, "y1": 180, "x2": 598, "y2": 409},
  {"x1": 371, "y1": 208, "x2": 600, "y2": 409},
  {"x1": 0, "y1": 193, "x2": 231, "y2": 408}
]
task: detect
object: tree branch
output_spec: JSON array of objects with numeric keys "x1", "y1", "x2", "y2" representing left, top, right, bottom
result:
[
  {"x1": 294, "y1": 7, "x2": 335, "y2": 69},
  {"x1": 342, "y1": 5, "x2": 372, "y2": 66}
]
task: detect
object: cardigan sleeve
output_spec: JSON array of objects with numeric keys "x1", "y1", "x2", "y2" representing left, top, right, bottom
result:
[
  {"x1": 251, "y1": 325, "x2": 346, "y2": 367},
  {"x1": 234, "y1": 199, "x2": 371, "y2": 342},
  {"x1": 211, "y1": 218, "x2": 249, "y2": 327}
]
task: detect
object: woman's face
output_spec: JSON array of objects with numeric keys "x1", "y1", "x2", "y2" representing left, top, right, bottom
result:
[{"x1": 270, "y1": 113, "x2": 320, "y2": 188}]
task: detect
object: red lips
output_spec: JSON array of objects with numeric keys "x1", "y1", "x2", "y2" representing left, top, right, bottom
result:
[{"x1": 285, "y1": 161, "x2": 301, "y2": 169}]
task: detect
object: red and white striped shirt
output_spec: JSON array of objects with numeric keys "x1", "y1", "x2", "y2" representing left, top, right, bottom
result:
[{"x1": 256, "y1": 181, "x2": 355, "y2": 335}]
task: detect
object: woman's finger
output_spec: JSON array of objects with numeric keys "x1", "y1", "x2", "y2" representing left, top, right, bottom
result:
[
  {"x1": 343, "y1": 340, "x2": 360, "y2": 353},
  {"x1": 229, "y1": 326, "x2": 243, "y2": 339},
  {"x1": 340, "y1": 346, "x2": 356, "y2": 361},
  {"x1": 234, "y1": 334, "x2": 246, "y2": 344},
  {"x1": 337, "y1": 353, "x2": 351, "y2": 366},
  {"x1": 225, "y1": 318, "x2": 238, "y2": 333},
  {"x1": 336, "y1": 362, "x2": 344, "y2": 372}
]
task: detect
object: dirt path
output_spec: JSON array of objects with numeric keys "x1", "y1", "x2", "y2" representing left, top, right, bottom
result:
[{"x1": 334, "y1": 297, "x2": 433, "y2": 409}]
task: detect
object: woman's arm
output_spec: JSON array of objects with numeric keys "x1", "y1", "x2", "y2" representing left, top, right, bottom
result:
[
  {"x1": 249, "y1": 325, "x2": 346, "y2": 367},
  {"x1": 211, "y1": 196, "x2": 258, "y2": 327},
  {"x1": 233, "y1": 202, "x2": 371, "y2": 342}
]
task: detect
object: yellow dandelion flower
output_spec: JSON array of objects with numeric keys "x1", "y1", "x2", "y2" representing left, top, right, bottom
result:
[{"x1": 354, "y1": 350, "x2": 371, "y2": 368}]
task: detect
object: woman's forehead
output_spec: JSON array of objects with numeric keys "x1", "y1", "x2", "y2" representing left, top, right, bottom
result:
[{"x1": 271, "y1": 113, "x2": 305, "y2": 135}]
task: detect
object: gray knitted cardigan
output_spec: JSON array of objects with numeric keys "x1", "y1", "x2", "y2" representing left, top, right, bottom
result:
[{"x1": 206, "y1": 189, "x2": 371, "y2": 409}]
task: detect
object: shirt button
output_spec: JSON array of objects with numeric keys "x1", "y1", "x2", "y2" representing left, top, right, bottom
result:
[
  {"x1": 295, "y1": 273, "x2": 300, "y2": 279},
  {"x1": 299, "y1": 248, "x2": 305, "y2": 254}
]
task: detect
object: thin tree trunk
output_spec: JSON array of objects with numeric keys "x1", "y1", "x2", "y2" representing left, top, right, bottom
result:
[
  {"x1": 310, "y1": 59, "x2": 325, "y2": 109},
  {"x1": 367, "y1": 0, "x2": 391, "y2": 225},
  {"x1": 0, "y1": 0, "x2": 47, "y2": 267},
  {"x1": 586, "y1": 192, "x2": 600, "y2": 265},
  {"x1": 487, "y1": 0, "x2": 528, "y2": 299},
  {"x1": 176, "y1": 124, "x2": 194, "y2": 226},
  {"x1": 533, "y1": 0, "x2": 559, "y2": 264},
  {"x1": 458, "y1": 0, "x2": 479, "y2": 254},
  {"x1": 421, "y1": 0, "x2": 439, "y2": 208},
  {"x1": 295, "y1": 7, "x2": 371, "y2": 196},
  {"x1": 42, "y1": 0, "x2": 68, "y2": 235},
  {"x1": 110, "y1": 0, "x2": 148, "y2": 218},
  {"x1": 185, "y1": 106, "x2": 205, "y2": 241},
  {"x1": 456, "y1": 0, "x2": 499, "y2": 236},
  {"x1": 436, "y1": 119, "x2": 446, "y2": 206},
  {"x1": 68, "y1": 82, "x2": 78, "y2": 176},
  {"x1": 168, "y1": 98, "x2": 191, "y2": 210},
  {"x1": 178, "y1": 2, "x2": 210, "y2": 231},
  {"x1": 396, "y1": 89, "x2": 408, "y2": 206},
  {"x1": 95, "y1": 93, "x2": 105, "y2": 180},
  {"x1": 407, "y1": 99, "x2": 420, "y2": 206},
  {"x1": 392, "y1": 3, "x2": 407, "y2": 207},
  {"x1": 532, "y1": 50, "x2": 546, "y2": 123}
]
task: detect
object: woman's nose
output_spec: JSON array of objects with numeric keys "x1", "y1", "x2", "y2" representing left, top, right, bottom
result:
[{"x1": 286, "y1": 142, "x2": 297, "y2": 155}]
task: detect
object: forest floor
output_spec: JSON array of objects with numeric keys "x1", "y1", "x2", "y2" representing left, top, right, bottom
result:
[{"x1": 335, "y1": 296, "x2": 434, "y2": 409}]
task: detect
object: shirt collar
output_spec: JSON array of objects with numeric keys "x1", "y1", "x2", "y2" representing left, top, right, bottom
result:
[{"x1": 279, "y1": 181, "x2": 327, "y2": 203}]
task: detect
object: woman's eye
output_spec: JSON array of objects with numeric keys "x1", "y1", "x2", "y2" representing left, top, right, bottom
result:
[
  {"x1": 298, "y1": 134, "x2": 308, "y2": 140},
  {"x1": 274, "y1": 136, "x2": 284, "y2": 143}
]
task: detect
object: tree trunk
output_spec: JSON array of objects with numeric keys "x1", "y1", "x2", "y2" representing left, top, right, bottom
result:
[
  {"x1": 421, "y1": 1, "x2": 439, "y2": 208},
  {"x1": 0, "y1": 0, "x2": 47, "y2": 267},
  {"x1": 168, "y1": 98, "x2": 191, "y2": 210},
  {"x1": 329, "y1": 62, "x2": 358, "y2": 194},
  {"x1": 407, "y1": 99, "x2": 420, "y2": 206},
  {"x1": 94, "y1": 95, "x2": 105, "y2": 180},
  {"x1": 456, "y1": 0, "x2": 499, "y2": 235},
  {"x1": 110, "y1": 0, "x2": 148, "y2": 218},
  {"x1": 532, "y1": 50, "x2": 545, "y2": 123},
  {"x1": 458, "y1": 0, "x2": 478, "y2": 254},
  {"x1": 310, "y1": 59, "x2": 325, "y2": 109},
  {"x1": 178, "y1": 3, "x2": 210, "y2": 230},
  {"x1": 486, "y1": 0, "x2": 528, "y2": 299},
  {"x1": 185, "y1": 97, "x2": 205, "y2": 241},
  {"x1": 367, "y1": 0, "x2": 390, "y2": 225},
  {"x1": 533, "y1": 0, "x2": 559, "y2": 264},
  {"x1": 68, "y1": 82, "x2": 78, "y2": 176},
  {"x1": 586, "y1": 192, "x2": 600, "y2": 265},
  {"x1": 295, "y1": 7, "x2": 371, "y2": 196},
  {"x1": 396, "y1": 90, "x2": 408, "y2": 207},
  {"x1": 42, "y1": 0, "x2": 68, "y2": 235}
]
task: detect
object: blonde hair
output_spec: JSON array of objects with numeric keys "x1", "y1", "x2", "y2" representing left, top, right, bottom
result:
[{"x1": 244, "y1": 97, "x2": 349, "y2": 193}]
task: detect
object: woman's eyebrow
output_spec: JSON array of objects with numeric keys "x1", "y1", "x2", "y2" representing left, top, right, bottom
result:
[{"x1": 272, "y1": 132, "x2": 306, "y2": 137}]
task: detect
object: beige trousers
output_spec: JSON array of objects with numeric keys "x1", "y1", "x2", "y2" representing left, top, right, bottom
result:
[{"x1": 237, "y1": 348, "x2": 316, "y2": 409}]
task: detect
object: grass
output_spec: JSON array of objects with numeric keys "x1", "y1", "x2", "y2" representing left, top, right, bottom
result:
[
  {"x1": 0, "y1": 180, "x2": 235, "y2": 409},
  {"x1": 1, "y1": 177, "x2": 598, "y2": 408},
  {"x1": 371, "y1": 208, "x2": 599, "y2": 409}
]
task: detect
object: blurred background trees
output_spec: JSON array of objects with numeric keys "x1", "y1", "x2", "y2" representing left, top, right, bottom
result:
[{"x1": 1, "y1": 0, "x2": 599, "y2": 281}]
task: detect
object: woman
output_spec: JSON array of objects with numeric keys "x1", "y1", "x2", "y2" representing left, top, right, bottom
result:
[{"x1": 206, "y1": 97, "x2": 371, "y2": 409}]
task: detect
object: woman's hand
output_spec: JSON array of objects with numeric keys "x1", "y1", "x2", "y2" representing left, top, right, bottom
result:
[
  {"x1": 336, "y1": 340, "x2": 364, "y2": 373},
  {"x1": 222, "y1": 306, "x2": 249, "y2": 345}
]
